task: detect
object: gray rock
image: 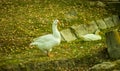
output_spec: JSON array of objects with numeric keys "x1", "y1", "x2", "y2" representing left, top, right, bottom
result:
[
  {"x1": 61, "y1": 35, "x2": 65, "y2": 41},
  {"x1": 110, "y1": 0, "x2": 119, "y2": 1},
  {"x1": 89, "y1": 1, "x2": 106, "y2": 7},
  {"x1": 60, "y1": 29, "x2": 77, "y2": 42},
  {"x1": 112, "y1": 15, "x2": 120, "y2": 26},
  {"x1": 106, "y1": 30, "x2": 120, "y2": 59},
  {"x1": 64, "y1": 10, "x2": 78, "y2": 22},
  {"x1": 90, "y1": 59, "x2": 120, "y2": 70},
  {"x1": 115, "y1": 59, "x2": 120, "y2": 64},
  {"x1": 89, "y1": 2, "x2": 96, "y2": 6},
  {"x1": 71, "y1": 24, "x2": 88, "y2": 38},
  {"x1": 96, "y1": 19, "x2": 107, "y2": 29},
  {"x1": 96, "y1": 1, "x2": 106, "y2": 7},
  {"x1": 71, "y1": 21, "x2": 99, "y2": 38},
  {"x1": 90, "y1": 62, "x2": 117, "y2": 70},
  {"x1": 84, "y1": 21, "x2": 99, "y2": 34},
  {"x1": 113, "y1": 70, "x2": 120, "y2": 71},
  {"x1": 104, "y1": 17, "x2": 115, "y2": 28}
]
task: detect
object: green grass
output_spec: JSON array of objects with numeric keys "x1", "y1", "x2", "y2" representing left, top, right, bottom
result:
[
  {"x1": 0, "y1": 0, "x2": 112, "y2": 52},
  {"x1": 0, "y1": 0, "x2": 117, "y2": 70}
]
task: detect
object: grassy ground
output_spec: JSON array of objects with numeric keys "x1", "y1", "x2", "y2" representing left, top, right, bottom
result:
[{"x1": 0, "y1": 0, "x2": 119, "y2": 70}]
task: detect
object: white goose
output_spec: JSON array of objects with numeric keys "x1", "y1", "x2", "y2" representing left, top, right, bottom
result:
[
  {"x1": 80, "y1": 30, "x2": 102, "y2": 41},
  {"x1": 30, "y1": 19, "x2": 61, "y2": 57}
]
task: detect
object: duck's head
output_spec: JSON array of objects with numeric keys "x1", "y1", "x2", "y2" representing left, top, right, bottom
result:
[
  {"x1": 95, "y1": 30, "x2": 103, "y2": 35},
  {"x1": 53, "y1": 19, "x2": 59, "y2": 25}
]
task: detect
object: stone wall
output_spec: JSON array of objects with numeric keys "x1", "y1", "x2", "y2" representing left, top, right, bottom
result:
[{"x1": 60, "y1": 15, "x2": 120, "y2": 42}]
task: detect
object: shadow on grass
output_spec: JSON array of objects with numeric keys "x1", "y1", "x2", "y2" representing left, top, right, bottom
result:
[{"x1": 0, "y1": 47, "x2": 112, "y2": 71}]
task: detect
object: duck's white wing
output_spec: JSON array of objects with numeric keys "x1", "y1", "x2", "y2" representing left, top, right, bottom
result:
[
  {"x1": 32, "y1": 34, "x2": 54, "y2": 42},
  {"x1": 81, "y1": 34, "x2": 101, "y2": 41},
  {"x1": 31, "y1": 34, "x2": 60, "y2": 50}
]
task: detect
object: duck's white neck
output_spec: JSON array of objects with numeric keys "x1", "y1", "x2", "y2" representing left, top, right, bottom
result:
[
  {"x1": 52, "y1": 23, "x2": 61, "y2": 39},
  {"x1": 95, "y1": 30, "x2": 100, "y2": 35}
]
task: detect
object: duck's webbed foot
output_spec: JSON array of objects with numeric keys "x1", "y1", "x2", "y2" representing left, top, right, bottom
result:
[{"x1": 47, "y1": 49, "x2": 53, "y2": 57}]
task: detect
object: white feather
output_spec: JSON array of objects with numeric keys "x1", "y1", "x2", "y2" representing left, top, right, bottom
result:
[
  {"x1": 30, "y1": 19, "x2": 61, "y2": 53},
  {"x1": 80, "y1": 30, "x2": 102, "y2": 41},
  {"x1": 80, "y1": 34, "x2": 101, "y2": 41}
]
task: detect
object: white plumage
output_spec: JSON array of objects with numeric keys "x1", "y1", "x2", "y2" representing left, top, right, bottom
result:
[
  {"x1": 80, "y1": 30, "x2": 102, "y2": 41},
  {"x1": 30, "y1": 19, "x2": 61, "y2": 57}
]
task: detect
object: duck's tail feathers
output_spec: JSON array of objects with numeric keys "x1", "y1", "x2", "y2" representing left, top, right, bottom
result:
[{"x1": 30, "y1": 42, "x2": 37, "y2": 46}]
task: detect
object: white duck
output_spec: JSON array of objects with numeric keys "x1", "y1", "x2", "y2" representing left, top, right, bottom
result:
[
  {"x1": 80, "y1": 30, "x2": 102, "y2": 41},
  {"x1": 30, "y1": 19, "x2": 61, "y2": 57}
]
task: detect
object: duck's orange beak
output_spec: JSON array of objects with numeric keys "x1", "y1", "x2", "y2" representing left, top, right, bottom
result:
[
  {"x1": 58, "y1": 20, "x2": 60, "y2": 25},
  {"x1": 99, "y1": 31, "x2": 104, "y2": 35}
]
